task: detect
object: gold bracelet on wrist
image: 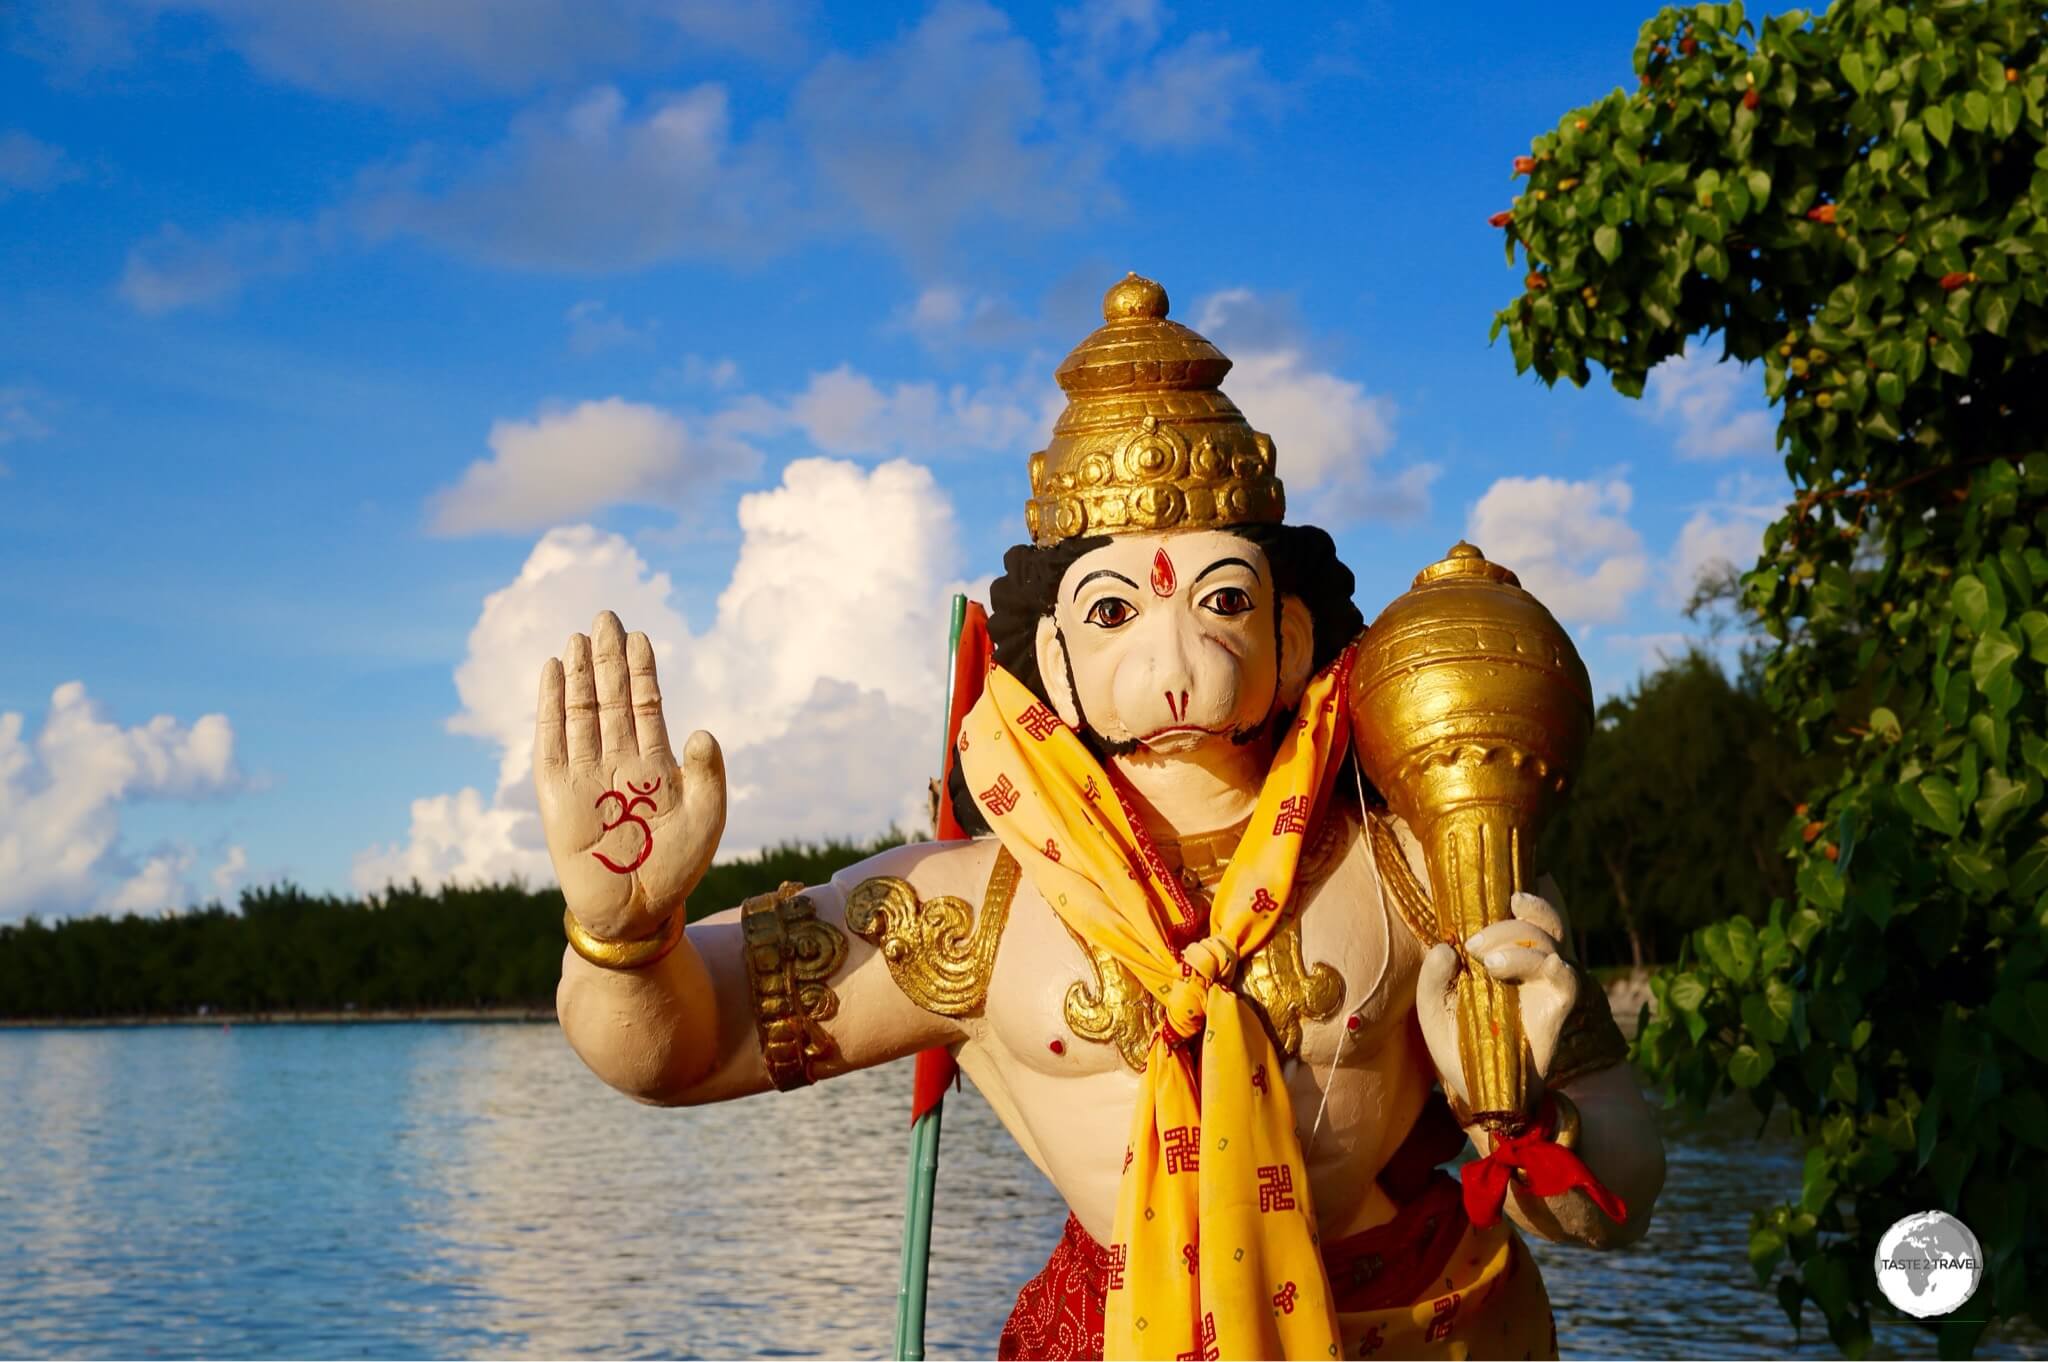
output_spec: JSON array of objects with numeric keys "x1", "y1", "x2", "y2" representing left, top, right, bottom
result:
[
  {"x1": 741, "y1": 882, "x2": 847, "y2": 1091},
  {"x1": 563, "y1": 906, "x2": 686, "y2": 970}
]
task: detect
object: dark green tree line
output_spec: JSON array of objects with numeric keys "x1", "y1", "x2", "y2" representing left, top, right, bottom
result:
[{"x1": 0, "y1": 836, "x2": 901, "y2": 1021}]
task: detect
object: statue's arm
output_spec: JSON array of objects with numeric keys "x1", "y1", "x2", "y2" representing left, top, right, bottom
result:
[
  {"x1": 1479, "y1": 1055, "x2": 1667, "y2": 1249},
  {"x1": 558, "y1": 839, "x2": 980, "y2": 1106}
]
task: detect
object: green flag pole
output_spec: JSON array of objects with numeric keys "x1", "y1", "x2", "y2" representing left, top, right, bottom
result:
[{"x1": 895, "y1": 592, "x2": 968, "y2": 1361}]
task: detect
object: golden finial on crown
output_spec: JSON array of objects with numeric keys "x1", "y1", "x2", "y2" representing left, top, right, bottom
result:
[{"x1": 1025, "y1": 273, "x2": 1286, "y2": 545}]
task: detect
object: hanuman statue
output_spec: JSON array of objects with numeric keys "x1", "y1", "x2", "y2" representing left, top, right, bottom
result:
[{"x1": 536, "y1": 275, "x2": 1665, "y2": 1360}]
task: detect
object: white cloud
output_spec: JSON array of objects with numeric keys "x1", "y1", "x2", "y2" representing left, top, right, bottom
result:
[
  {"x1": 356, "y1": 84, "x2": 796, "y2": 274},
  {"x1": 733, "y1": 364, "x2": 1054, "y2": 461},
  {"x1": 1643, "y1": 344, "x2": 1775, "y2": 460},
  {"x1": 209, "y1": 844, "x2": 249, "y2": 899},
  {"x1": 1110, "y1": 32, "x2": 1278, "y2": 150},
  {"x1": 427, "y1": 397, "x2": 758, "y2": 536},
  {"x1": 791, "y1": 2, "x2": 1111, "y2": 257},
  {"x1": 1665, "y1": 472, "x2": 1781, "y2": 607},
  {"x1": 0, "y1": 130, "x2": 78, "y2": 196},
  {"x1": 23, "y1": 0, "x2": 807, "y2": 99},
  {"x1": 0, "y1": 383, "x2": 51, "y2": 447},
  {"x1": 1466, "y1": 475, "x2": 1648, "y2": 625},
  {"x1": 356, "y1": 457, "x2": 964, "y2": 891},
  {"x1": 118, "y1": 219, "x2": 321, "y2": 315},
  {"x1": 1194, "y1": 288, "x2": 1422, "y2": 522},
  {"x1": 0, "y1": 683, "x2": 241, "y2": 921},
  {"x1": 565, "y1": 299, "x2": 653, "y2": 354}
]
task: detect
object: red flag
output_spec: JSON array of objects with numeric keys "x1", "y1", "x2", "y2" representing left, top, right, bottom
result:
[{"x1": 913, "y1": 601, "x2": 991, "y2": 1124}]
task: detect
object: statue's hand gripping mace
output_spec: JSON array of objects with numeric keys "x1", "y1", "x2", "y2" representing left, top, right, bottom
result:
[{"x1": 1349, "y1": 543, "x2": 1593, "y2": 1134}]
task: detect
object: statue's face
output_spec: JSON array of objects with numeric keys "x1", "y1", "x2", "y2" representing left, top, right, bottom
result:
[{"x1": 1036, "y1": 529, "x2": 1313, "y2": 756}]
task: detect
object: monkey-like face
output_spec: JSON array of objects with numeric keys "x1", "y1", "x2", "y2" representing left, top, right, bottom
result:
[{"x1": 1035, "y1": 529, "x2": 1315, "y2": 757}]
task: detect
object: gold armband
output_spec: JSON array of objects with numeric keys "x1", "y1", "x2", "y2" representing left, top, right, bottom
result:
[
  {"x1": 741, "y1": 882, "x2": 847, "y2": 1091},
  {"x1": 563, "y1": 907, "x2": 686, "y2": 971},
  {"x1": 846, "y1": 847, "x2": 1017, "y2": 1018},
  {"x1": 1546, "y1": 966, "x2": 1632, "y2": 1090}
]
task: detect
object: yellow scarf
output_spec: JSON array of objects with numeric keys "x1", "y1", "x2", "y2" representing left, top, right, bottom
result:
[{"x1": 958, "y1": 650, "x2": 1355, "y2": 1361}]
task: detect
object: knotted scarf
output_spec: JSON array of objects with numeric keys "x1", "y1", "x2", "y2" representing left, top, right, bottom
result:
[{"x1": 957, "y1": 649, "x2": 1356, "y2": 1361}]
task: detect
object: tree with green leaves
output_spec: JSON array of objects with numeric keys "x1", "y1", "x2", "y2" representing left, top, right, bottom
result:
[{"x1": 1492, "y1": 0, "x2": 2046, "y2": 1353}]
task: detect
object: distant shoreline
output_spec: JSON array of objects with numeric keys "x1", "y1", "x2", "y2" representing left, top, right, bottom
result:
[{"x1": 0, "y1": 1005, "x2": 558, "y2": 1030}]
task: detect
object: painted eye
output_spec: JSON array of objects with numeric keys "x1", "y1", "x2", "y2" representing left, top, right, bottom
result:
[
  {"x1": 1084, "y1": 597, "x2": 1136, "y2": 628},
  {"x1": 1202, "y1": 586, "x2": 1255, "y2": 618}
]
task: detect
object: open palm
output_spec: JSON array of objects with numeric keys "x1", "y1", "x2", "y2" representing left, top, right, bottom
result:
[{"x1": 535, "y1": 611, "x2": 725, "y2": 941}]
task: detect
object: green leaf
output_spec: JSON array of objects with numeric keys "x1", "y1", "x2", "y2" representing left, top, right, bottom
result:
[
  {"x1": 1840, "y1": 51, "x2": 1870, "y2": 94},
  {"x1": 1948, "y1": 847, "x2": 2007, "y2": 896},
  {"x1": 1594, "y1": 224, "x2": 1620, "y2": 263},
  {"x1": 1974, "y1": 770, "x2": 2031, "y2": 840},
  {"x1": 1669, "y1": 972, "x2": 1708, "y2": 1013},
  {"x1": 1731, "y1": 1042, "x2": 1775, "y2": 1089},
  {"x1": 1900, "y1": 774, "x2": 1963, "y2": 837},
  {"x1": 1926, "y1": 102, "x2": 1954, "y2": 145},
  {"x1": 1959, "y1": 90, "x2": 1991, "y2": 131},
  {"x1": 1953, "y1": 574, "x2": 1990, "y2": 634},
  {"x1": 1972, "y1": 629, "x2": 2020, "y2": 692},
  {"x1": 2013, "y1": 839, "x2": 2048, "y2": 901},
  {"x1": 1869, "y1": 706, "x2": 1902, "y2": 743},
  {"x1": 1746, "y1": 168, "x2": 1771, "y2": 203}
]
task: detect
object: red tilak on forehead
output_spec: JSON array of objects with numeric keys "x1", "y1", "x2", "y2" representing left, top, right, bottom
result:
[{"x1": 1150, "y1": 548, "x2": 1177, "y2": 597}]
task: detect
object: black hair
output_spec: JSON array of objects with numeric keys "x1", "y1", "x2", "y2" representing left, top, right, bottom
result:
[{"x1": 948, "y1": 522, "x2": 1366, "y2": 834}]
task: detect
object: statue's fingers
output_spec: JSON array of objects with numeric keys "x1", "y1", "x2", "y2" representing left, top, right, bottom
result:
[
  {"x1": 592, "y1": 611, "x2": 636, "y2": 759},
  {"x1": 671, "y1": 730, "x2": 727, "y2": 889},
  {"x1": 1509, "y1": 890, "x2": 1567, "y2": 943},
  {"x1": 1419, "y1": 941, "x2": 1460, "y2": 1005},
  {"x1": 536, "y1": 657, "x2": 568, "y2": 774},
  {"x1": 1476, "y1": 944, "x2": 1558, "y2": 984},
  {"x1": 1418, "y1": 943, "x2": 1467, "y2": 1104},
  {"x1": 1528, "y1": 954, "x2": 1580, "y2": 1076},
  {"x1": 627, "y1": 631, "x2": 672, "y2": 764},
  {"x1": 1467, "y1": 918, "x2": 1560, "y2": 960},
  {"x1": 563, "y1": 633, "x2": 599, "y2": 770}
]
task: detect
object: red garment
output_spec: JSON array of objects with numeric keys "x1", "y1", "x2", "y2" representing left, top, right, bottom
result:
[
  {"x1": 1458, "y1": 1096, "x2": 1627, "y2": 1229},
  {"x1": 998, "y1": 1095, "x2": 1471, "y2": 1361}
]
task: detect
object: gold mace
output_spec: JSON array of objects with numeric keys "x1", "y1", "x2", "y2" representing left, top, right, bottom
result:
[{"x1": 1349, "y1": 541, "x2": 1593, "y2": 1134}]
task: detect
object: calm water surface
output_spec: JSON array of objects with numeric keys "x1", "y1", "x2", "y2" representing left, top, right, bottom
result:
[{"x1": 0, "y1": 1024, "x2": 2034, "y2": 1359}]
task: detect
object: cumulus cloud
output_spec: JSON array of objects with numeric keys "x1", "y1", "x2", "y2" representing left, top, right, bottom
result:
[
  {"x1": 1194, "y1": 289, "x2": 1425, "y2": 522},
  {"x1": 1466, "y1": 475, "x2": 1648, "y2": 625},
  {"x1": 0, "y1": 683, "x2": 241, "y2": 920},
  {"x1": 427, "y1": 397, "x2": 759, "y2": 536},
  {"x1": 1643, "y1": 344, "x2": 1775, "y2": 460},
  {"x1": 356, "y1": 457, "x2": 963, "y2": 891},
  {"x1": 0, "y1": 130, "x2": 79, "y2": 196}
]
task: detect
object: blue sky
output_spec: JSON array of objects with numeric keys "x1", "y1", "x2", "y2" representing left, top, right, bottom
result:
[{"x1": 0, "y1": 0, "x2": 1785, "y2": 918}]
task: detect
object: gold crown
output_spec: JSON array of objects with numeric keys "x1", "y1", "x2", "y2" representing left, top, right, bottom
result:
[{"x1": 1025, "y1": 273, "x2": 1285, "y2": 545}]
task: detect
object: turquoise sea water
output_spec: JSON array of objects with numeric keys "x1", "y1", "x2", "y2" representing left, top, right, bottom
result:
[{"x1": 0, "y1": 1023, "x2": 2035, "y2": 1359}]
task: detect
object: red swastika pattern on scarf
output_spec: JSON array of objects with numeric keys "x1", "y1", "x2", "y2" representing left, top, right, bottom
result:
[
  {"x1": 1250, "y1": 1063, "x2": 1268, "y2": 1095},
  {"x1": 1174, "y1": 1312, "x2": 1218, "y2": 1362},
  {"x1": 1017, "y1": 703, "x2": 1063, "y2": 740},
  {"x1": 1082, "y1": 775, "x2": 1099, "y2": 802},
  {"x1": 1250, "y1": 886, "x2": 1278, "y2": 914},
  {"x1": 980, "y1": 775, "x2": 1020, "y2": 815},
  {"x1": 1182, "y1": 1242, "x2": 1198, "y2": 1274},
  {"x1": 1272, "y1": 795, "x2": 1311, "y2": 836},
  {"x1": 1164, "y1": 1125, "x2": 1201, "y2": 1174},
  {"x1": 1272, "y1": 1280, "x2": 1298, "y2": 1314},
  {"x1": 1425, "y1": 1291, "x2": 1462, "y2": 1343},
  {"x1": 1257, "y1": 1163, "x2": 1296, "y2": 1212},
  {"x1": 1103, "y1": 1242, "x2": 1127, "y2": 1292},
  {"x1": 1044, "y1": 838, "x2": 1062, "y2": 862}
]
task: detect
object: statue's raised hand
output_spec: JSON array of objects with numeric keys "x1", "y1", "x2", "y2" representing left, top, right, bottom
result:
[
  {"x1": 536, "y1": 611, "x2": 725, "y2": 941},
  {"x1": 1417, "y1": 890, "x2": 1579, "y2": 1113}
]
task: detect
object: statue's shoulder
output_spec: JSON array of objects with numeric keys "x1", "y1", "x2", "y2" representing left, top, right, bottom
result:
[{"x1": 840, "y1": 836, "x2": 1020, "y2": 1020}]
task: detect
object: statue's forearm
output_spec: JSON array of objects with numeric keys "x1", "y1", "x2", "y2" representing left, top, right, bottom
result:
[
  {"x1": 557, "y1": 926, "x2": 729, "y2": 1105},
  {"x1": 1484, "y1": 1063, "x2": 1666, "y2": 1248}
]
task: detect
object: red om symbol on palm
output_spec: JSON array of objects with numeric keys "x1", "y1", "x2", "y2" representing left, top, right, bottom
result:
[{"x1": 592, "y1": 778, "x2": 660, "y2": 874}]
